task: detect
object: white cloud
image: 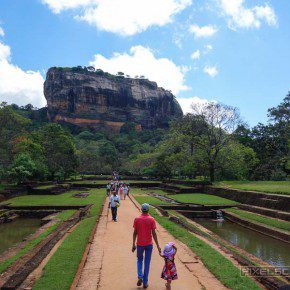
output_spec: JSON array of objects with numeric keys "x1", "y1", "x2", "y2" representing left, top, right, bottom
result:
[
  {"x1": 43, "y1": 0, "x2": 192, "y2": 36},
  {"x1": 0, "y1": 40, "x2": 45, "y2": 107},
  {"x1": 191, "y1": 49, "x2": 200, "y2": 60},
  {"x1": 89, "y1": 45, "x2": 189, "y2": 95},
  {"x1": 41, "y1": 0, "x2": 96, "y2": 13},
  {"x1": 204, "y1": 44, "x2": 213, "y2": 53},
  {"x1": 0, "y1": 42, "x2": 10, "y2": 61},
  {"x1": 203, "y1": 65, "x2": 218, "y2": 77},
  {"x1": 177, "y1": 96, "x2": 210, "y2": 114},
  {"x1": 189, "y1": 24, "x2": 218, "y2": 38},
  {"x1": 217, "y1": 0, "x2": 277, "y2": 30},
  {"x1": 0, "y1": 27, "x2": 4, "y2": 37}
]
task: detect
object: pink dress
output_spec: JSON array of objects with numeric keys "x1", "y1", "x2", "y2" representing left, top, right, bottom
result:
[{"x1": 161, "y1": 253, "x2": 178, "y2": 281}]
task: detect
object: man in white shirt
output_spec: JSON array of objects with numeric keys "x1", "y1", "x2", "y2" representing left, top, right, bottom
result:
[{"x1": 109, "y1": 191, "x2": 120, "y2": 222}]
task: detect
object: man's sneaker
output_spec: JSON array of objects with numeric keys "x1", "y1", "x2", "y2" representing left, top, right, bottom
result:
[
  {"x1": 137, "y1": 278, "x2": 143, "y2": 286},
  {"x1": 143, "y1": 284, "x2": 148, "y2": 289}
]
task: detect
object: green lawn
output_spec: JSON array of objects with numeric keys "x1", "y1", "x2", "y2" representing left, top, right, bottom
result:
[
  {"x1": 0, "y1": 210, "x2": 76, "y2": 274},
  {"x1": 170, "y1": 193, "x2": 239, "y2": 205},
  {"x1": 71, "y1": 180, "x2": 99, "y2": 185},
  {"x1": 216, "y1": 181, "x2": 290, "y2": 195},
  {"x1": 130, "y1": 188, "x2": 169, "y2": 205},
  {"x1": 130, "y1": 188, "x2": 168, "y2": 196},
  {"x1": 1, "y1": 189, "x2": 102, "y2": 207},
  {"x1": 133, "y1": 195, "x2": 260, "y2": 290},
  {"x1": 167, "y1": 183, "x2": 193, "y2": 189},
  {"x1": 35, "y1": 184, "x2": 57, "y2": 190},
  {"x1": 226, "y1": 208, "x2": 290, "y2": 232},
  {"x1": 32, "y1": 189, "x2": 106, "y2": 290}
]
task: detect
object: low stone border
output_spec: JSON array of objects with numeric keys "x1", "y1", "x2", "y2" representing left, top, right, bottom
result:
[
  {"x1": 223, "y1": 211, "x2": 290, "y2": 244},
  {"x1": 204, "y1": 187, "x2": 290, "y2": 212},
  {"x1": 239, "y1": 205, "x2": 290, "y2": 222}
]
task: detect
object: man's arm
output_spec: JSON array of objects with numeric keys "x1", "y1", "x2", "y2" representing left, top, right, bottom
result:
[
  {"x1": 132, "y1": 229, "x2": 137, "y2": 252},
  {"x1": 152, "y1": 229, "x2": 161, "y2": 253}
]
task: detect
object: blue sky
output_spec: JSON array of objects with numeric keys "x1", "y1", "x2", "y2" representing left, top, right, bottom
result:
[{"x1": 0, "y1": 0, "x2": 289, "y2": 126}]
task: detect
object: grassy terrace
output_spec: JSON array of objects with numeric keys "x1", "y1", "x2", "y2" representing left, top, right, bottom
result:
[
  {"x1": 225, "y1": 208, "x2": 290, "y2": 232},
  {"x1": 33, "y1": 189, "x2": 106, "y2": 290},
  {"x1": 132, "y1": 193, "x2": 260, "y2": 290},
  {"x1": 73, "y1": 179, "x2": 162, "y2": 185},
  {"x1": 0, "y1": 188, "x2": 106, "y2": 289},
  {"x1": 34, "y1": 184, "x2": 58, "y2": 190},
  {"x1": 71, "y1": 180, "x2": 99, "y2": 185},
  {"x1": 1, "y1": 189, "x2": 101, "y2": 207},
  {"x1": 216, "y1": 181, "x2": 290, "y2": 195},
  {"x1": 170, "y1": 193, "x2": 239, "y2": 205},
  {"x1": 167, "y1": 183, "x2": 193, "y2": 189}
]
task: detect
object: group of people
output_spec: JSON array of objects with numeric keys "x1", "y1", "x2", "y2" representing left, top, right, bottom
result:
[
  {"x1": 107, "y1": 174, "x2": 130, "y2": 222},
  {"x1": 106, "y1": 179, "x2": 130, "y2": 199},
  {"x1": 107, "y1": 172, "x2": 178, "y2": 289}
]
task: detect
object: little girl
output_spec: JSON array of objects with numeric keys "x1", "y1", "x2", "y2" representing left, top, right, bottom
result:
[{"x1": 160, "y1": 242, "x2": 178, "y2": 290}]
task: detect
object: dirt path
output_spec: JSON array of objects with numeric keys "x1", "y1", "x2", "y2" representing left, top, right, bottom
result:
[{"x1": 76, "y1": 197, "x2": 227, "y2": 290}]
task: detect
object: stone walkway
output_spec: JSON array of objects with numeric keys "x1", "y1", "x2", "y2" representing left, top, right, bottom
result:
[{"x1": 76, "y1": 197, "x2": 228, "y2": 290}]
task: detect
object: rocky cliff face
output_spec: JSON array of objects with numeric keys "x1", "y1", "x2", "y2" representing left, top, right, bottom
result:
[{"x1": 44, "y1": 67, "x2": 183, "y2": 132}]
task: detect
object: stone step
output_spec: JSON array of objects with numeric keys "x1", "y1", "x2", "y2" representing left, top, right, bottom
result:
[
  {"x1": 259, "y1": 197, "x2": 279, "y2": 202},
  {"x1": 239, "y1": 204, "x2": 290, "y2": 221}
]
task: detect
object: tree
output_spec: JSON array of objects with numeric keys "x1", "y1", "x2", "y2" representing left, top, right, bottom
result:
[
  {"x1": 36, "y1": 124, "x2": 78, "y2": 179},
  {"x1": 152, "y1": 155, "x2": 172, "y2": 178},
  {"x1": 13, "y1": 137, "x2": 48, "y2": 180},
  {"x1": 250, "y1": 94, "x2": 289, "y2": 179},
  {"x1": 268, "y1": 93, "x2": 290, "y2": 123},
  {"x1": 175, "y1": 102, "x2": 241, "y2": 182},
  {"x1": 0, "y1": 105, "x2": 31, "y2": 169},
  {"x1": 217, "y1": 141, "x2": 258, "y2": 180},
  {"x1": 8, "y1": 153, "x2": 36, "y2": 184}
]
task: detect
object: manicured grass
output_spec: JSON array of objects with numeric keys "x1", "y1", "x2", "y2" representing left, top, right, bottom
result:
[
  {"x1": 216, "y1": 181, "x2": 290, "y2": 195},
  {"x1": 33, "y1": 190, "x2": 106, "y2": 290},
  {"x1": 1, "y1": 189, "x2": 102, "y2": 207},
  {"x1": 71, "y1": 180, "x2": 99, "y2": 185},
  {"x1": 226, "y1": 208, "x2": 290, "y2": 232},
  {"x1": 35, "y1": 184, "x2": 56, "y2": 190},
  {"x1": 130, "y1": 189, "x2": 171, "y2": 206},
  {"x1": 167, "y1": 183, "x2": 193, "y2": 188},
  {"x1": 133, "y1": 196, "x2": 260, "y2": 290},
  {"x1": 0, "y1": 210, "x2": 75, "y2": 274},
  {"x1": 131, "y1": 188, "x2": 169, "y2": 196},
  {"x1": 170, "y1": 193, "x2": 239, "y2": 205}
]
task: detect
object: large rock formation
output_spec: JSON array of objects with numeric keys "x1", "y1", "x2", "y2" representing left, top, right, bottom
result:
[{"x1": 44, "y1": 67, "x2": 183, "y2": 132}]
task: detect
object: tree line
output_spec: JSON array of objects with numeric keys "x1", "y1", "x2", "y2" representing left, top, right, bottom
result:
[{"x1": 0, "y1": 93, "x2": 288, "y2": 183}]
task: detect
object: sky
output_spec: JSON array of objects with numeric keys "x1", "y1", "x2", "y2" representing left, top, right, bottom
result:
[{"x1": 0, "y1": 0, "x2": 289, "y2": 126}]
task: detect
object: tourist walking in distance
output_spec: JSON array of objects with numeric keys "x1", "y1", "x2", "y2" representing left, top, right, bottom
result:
[
  {"x1": 160, "y1": 242, "x2": 178, "y2": 290},
  {"x1": 106, "y1": 183, "x2": 111, "y2": 196},
  {"x1": 132, "y1": 203, "x2": 161, "y2": 289},
  {"x1": 123, "y1": 184, "x2": 128, "y2": 200},
  {"x1": 108, "y1": 190, "x2": 120, "y2": 222},
  {"x1": 119, "y1": 183, "x2": 124, "y2": 200}
]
